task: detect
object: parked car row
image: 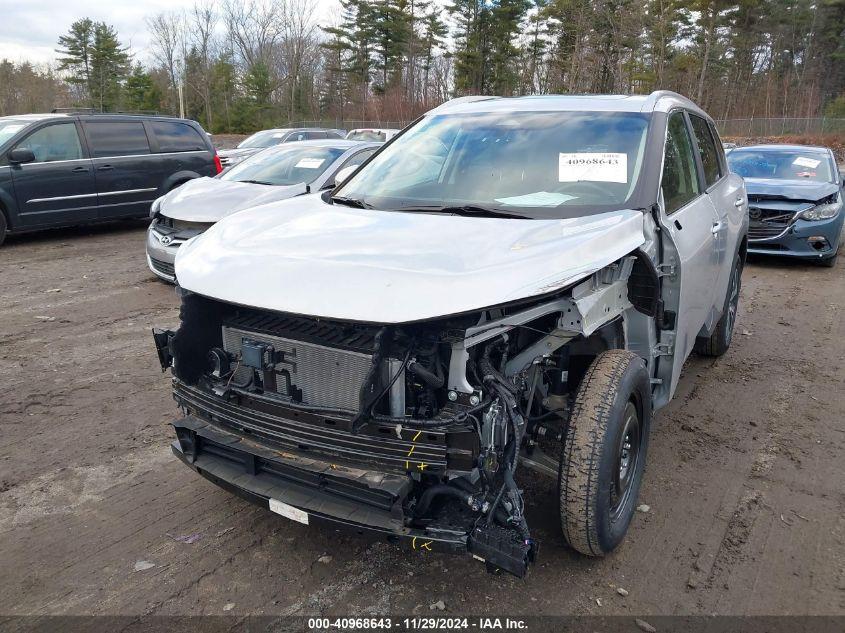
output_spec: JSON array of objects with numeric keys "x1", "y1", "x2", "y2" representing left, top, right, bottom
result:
[
  {"x1": 1, "y1": 97, "x2": 841, "y2": 579},
  {"x1": 217, "y1": 127, "x2": 347, "y2": 168}
]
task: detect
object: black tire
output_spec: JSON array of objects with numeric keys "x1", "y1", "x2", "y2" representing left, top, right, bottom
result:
[
  {"x1": 694, "y1": 251, "x2": 742, "y2": 357},
  {"x1": 559, "y1": 350, "x2": 651, "y2": 556},
  {"x1": 0, "y1": 211, "x2": 7, "y2": 247}
]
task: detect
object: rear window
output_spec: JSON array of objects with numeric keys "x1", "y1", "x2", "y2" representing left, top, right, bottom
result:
[
  {"x1": 347, "y1": 130, "x2": 387, "y2": 142},
  {"x1": 84, "y1": 121, "x2": 150, "y2": 158},
  {"x1": 151, "y1": 121, "x2": 206, "y2": 152}
]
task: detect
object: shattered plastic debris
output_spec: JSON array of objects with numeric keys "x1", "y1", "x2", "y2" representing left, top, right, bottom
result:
[{"x1": 166, "y1": 532, "x2": 204, "y2": 544}]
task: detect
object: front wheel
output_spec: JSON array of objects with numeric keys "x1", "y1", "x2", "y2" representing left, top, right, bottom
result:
[
  {"x1": 695, "y1": 251, "x2": 742, "y2": 357},
  {"x1": 558, "y1": 350, "x2": 651, "y2": 556}
]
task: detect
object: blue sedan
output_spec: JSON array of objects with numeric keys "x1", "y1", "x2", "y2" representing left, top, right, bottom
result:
[{"x1": 726, "y1": 144, "x2": 843, "y2": 267}]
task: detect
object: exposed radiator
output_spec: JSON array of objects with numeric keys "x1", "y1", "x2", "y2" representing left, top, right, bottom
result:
[{"x1": 222, "y1": 325, "x2": 379, "y2": 411}]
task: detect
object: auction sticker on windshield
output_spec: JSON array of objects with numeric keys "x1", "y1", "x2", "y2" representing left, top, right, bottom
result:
[
  {"x1": 793, "y1": 156, "x2": 821, "y2": 169},
  {"x1": 559, "y1": 152, "x2": 627, "y2": 183},
  {"x1": 295, "y1": 158, "x2": 325, "y2": 169}
]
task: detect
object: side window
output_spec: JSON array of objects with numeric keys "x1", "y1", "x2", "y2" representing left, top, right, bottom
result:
[
  {"x1": 84, "y1": 121, "x2": 150, "y2": 158},
  {"x1": 305, "y1": 131, "x2": 326, "y2": 140},
  {"x1": 340, "y1": 149, "x2": 375, "y2": 171},
  {"x1": 289, "y1": 132, "x2": 307, "y2": 142},
  {"x1": 689, "y1": 114, "x2": 722, "y2": 187},
  {"x1": 662, "y1": 112, "x2": 701, "y2": 214},
  {"x1": 151, "y1": 121, "x2": 206, "y2": 152},
  {"x1": 708, "y1": 121, "x2": 728, "y2": 174},
  {"x1": 17, "y1": 123, "x2": 83, "y2": 163},
  {"x1": 330, "y1": 149, "x2": 375, "y2": 185}
]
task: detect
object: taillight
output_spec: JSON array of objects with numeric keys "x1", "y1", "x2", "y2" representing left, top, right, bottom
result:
[{"x1": 213, "y1": 153, "x2": 223, "y2": 174}]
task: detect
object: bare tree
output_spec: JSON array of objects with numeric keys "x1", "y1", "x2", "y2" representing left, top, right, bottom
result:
[
  {"x1": 185, "y1": 2, "x2": 219, "y2": 129},
  {"x1": 146, "y1": 11, "x2": 185, "y2": 110}
]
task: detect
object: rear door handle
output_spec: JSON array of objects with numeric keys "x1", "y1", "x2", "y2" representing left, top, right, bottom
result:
[
  {"x1": 734, "y1": 197, "x2": 744, "y2": 207},
  {"x1": 98, "y1": 165, "x2": 113, "y2": 171},
  {"x1": 71, "y1": 166, "x2": 88, "y2": 173},
  {"x1": 711, "y1": 221, "x2": 725, "y2": 235}
]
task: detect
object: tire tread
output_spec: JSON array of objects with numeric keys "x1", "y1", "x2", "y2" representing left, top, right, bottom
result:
[{"x1": 559, "y1": 350, "x2": 642, "y2": 556}]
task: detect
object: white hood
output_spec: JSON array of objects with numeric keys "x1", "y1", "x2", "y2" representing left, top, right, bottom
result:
[
  {"x1": 175, "y1": 194, "x2": 646, "y2": 323},
  {"x1": 159, "y1": 177, "x2": 308, "y2": 223}
]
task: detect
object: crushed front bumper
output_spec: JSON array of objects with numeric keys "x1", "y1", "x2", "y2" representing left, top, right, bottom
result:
[
  {"x1": 748, "y1": 213, "x2": 844, "y2": 261},
  {"x1": 171, "y1": 416, "x2": 536, "y2": 575}
]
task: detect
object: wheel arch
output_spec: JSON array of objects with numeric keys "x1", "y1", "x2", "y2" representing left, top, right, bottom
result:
[{"x1": 160, "y1": 170, "x2": 201, "y2": 194}]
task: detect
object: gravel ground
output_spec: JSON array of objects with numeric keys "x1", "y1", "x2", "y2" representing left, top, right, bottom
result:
[{"x1": 0, "y1": 221, "x2": 843, "y2": 618}]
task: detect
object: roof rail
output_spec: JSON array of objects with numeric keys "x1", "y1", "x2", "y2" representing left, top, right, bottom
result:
[
  {"x1": 427, "y1": 95, "x2": 501, "y2": 114},
  {"x1": 51, "y1": 107, "x2": 97, "y2": 114},
  {"x1": 50, "y1": 107, "x2": 178, "y2": 118}
]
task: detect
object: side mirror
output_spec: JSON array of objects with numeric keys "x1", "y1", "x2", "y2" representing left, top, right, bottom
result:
[
  {"x1": 8, "y1": 147, "x2": 35, "y2": 164},
  {"x1": 334, "y1": 165, "x2": 358, "y2": 186}
]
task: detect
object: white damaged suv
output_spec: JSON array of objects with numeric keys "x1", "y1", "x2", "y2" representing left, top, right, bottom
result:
[{"x1": 153, "y1": 91, "x2": 748, "y2": 576}]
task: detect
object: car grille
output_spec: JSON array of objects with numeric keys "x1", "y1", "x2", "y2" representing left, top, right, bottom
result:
[
  {"x1": 149, "y1": 257, "x2": 175, "y2": 277},
  {"x1": 219, "y1": 155, "x2": 232, "y2": 167},
  {"x1": 748, "y1": 207, "x2": 794, "y2": 240},
  {"x1": 173, "y1": 382, "x2": 453, "y2": 473}
]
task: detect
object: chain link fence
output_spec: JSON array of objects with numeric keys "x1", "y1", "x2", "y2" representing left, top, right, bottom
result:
[
  {"x1": 715, "y1": 118, "x2": 845, "y2": 137},
  {"x1": 289, "y1": 120, "x2": 411, "y2": 131}
]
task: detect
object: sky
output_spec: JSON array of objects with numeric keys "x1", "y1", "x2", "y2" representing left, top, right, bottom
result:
[{"x1": 0, "y1": 0, "x2": 341, "y2": 66}]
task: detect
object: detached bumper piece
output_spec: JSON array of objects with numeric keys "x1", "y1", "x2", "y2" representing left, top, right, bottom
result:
[{"x1": 171, "y1": 415, "x2": 535, "y2": 577}]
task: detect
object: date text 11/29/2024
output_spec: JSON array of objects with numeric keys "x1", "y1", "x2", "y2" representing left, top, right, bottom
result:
[{"x1": 307, "y1": 618, "x2": 528, "y2": 631}]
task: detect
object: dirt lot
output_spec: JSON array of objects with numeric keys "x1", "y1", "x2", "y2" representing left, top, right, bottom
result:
[{"x1": 0, "y1": 222, "x2": 843, "y2": 618}]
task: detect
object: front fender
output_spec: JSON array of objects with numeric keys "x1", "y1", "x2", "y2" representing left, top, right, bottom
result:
[{"x1": 0, "y1": 184, "x2": 19, "y2": 230}]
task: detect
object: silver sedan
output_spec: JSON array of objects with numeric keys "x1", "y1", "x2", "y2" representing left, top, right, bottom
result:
[{"x1": 146, "y1": 140, "x2": 379, "y2": 282}]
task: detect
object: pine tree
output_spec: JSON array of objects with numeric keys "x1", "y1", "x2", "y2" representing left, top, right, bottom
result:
[
  {"x1": 56, "y1": 18, "x2": 95, "y2": 105},
  {"x1": 57, "y1": 19, "x2": 129, "y2": 111}
]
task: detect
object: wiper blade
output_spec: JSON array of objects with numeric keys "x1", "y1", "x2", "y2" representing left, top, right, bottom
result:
[
  {"x1": 400, "y1": 204, "x2": 528, "y2": 219},
  {"x1": 332, "y1": 196, "x2": 372, "y2": 209},
  {"x1": 239, "y1": 179, "x2": 275, "y2": 186}
]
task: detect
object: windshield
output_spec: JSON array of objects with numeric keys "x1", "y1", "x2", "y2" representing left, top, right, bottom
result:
[
  {"x1": 334, "y1": 111, "x2": 651, "y2": 218},
  {"x1": 237, "y1": 130, "x2": 289, "y2": 149},
  {"x1": 220, "y1": 144, "x2": 345, "y2": 186},
  {"x1": 727, "y1": 149, "x2": 834, "y2": 183},
  {"x1": 0, "y1": 119, "x2": 29, "y2": 146}
]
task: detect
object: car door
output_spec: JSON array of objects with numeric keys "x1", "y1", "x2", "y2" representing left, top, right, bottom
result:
[
  {"x1": 656, "y1": 110, "x2": 722, "y2": 397},
  {"x1": 688, "y1": 114, "x2": 745, "y2": 315},
  {"x1": 8, "y1": 120, "x2": 97, "y2": 228},
  {"x1": 82, "y1": 119, "x2": 161, "y2": 219}
]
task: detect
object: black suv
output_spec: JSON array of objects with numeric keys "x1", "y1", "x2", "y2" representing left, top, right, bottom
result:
[{"x1": 0, "y1": 113, "x2": 221, "y2": 244}]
